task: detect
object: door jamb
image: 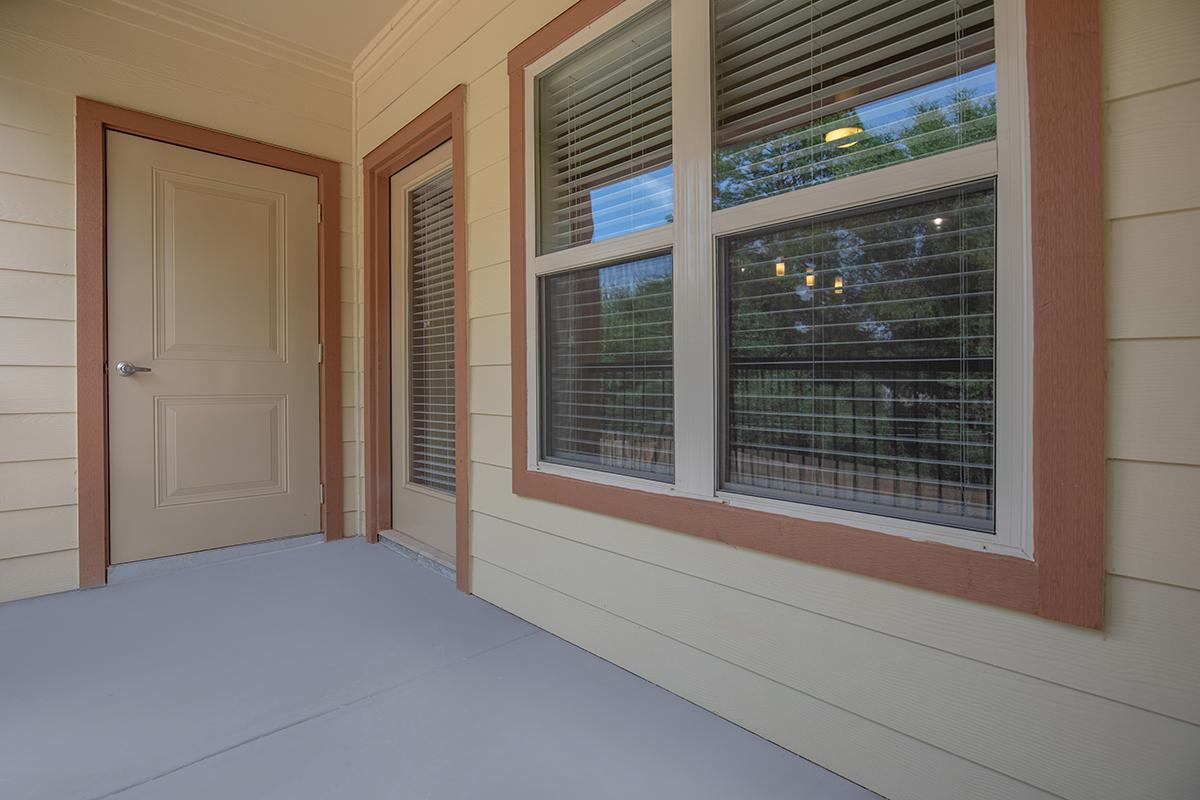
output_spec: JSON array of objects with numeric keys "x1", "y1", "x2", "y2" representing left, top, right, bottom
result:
[
  {"x1": 362, "y1": 86, "x2": 470, "y2": 593},
  {"x1": 75, "y1": 98, "x2": 344, "y2": 588}
]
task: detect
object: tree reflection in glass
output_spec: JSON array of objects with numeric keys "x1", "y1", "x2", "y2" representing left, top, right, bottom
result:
[
  {"x1": 714, "y1": 65, "x2": 998, "y2": 209},
  {"x1": 543, "y1": 254, "x2": 674, "y2": 480},
  {"x1": 722, "y1": 183, "x2": 997, "y2": 531}
]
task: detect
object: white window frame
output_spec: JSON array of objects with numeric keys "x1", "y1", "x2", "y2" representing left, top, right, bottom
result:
[{"x1": 523, "y1": 0, "x2": 1033, "y2": 559}]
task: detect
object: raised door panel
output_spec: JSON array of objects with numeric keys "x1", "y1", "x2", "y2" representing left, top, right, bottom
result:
[
  {"x1": 154, "y1": 171, "x2": 286, "y2": 363},
  {"x1": 156, "y1": 395, "x2": 288, "y2": 507}
]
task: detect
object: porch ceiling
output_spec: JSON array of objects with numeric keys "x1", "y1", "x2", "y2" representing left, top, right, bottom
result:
[{"x1": 158, "y1": 0, "x2": 412, "y2": 63}]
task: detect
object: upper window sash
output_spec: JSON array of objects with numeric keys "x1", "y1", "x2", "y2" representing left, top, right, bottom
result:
[
  {"x1": 532, "y1": 0, "x2": 675, "y2": 256},
  {"x1": 710, "y1": 0, "x2": 999, "y2": 209}
]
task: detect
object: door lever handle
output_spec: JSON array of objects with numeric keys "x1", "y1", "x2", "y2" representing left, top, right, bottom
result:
[{"x1": 115, "y1": 361, "x2": 152, "y2": 377}]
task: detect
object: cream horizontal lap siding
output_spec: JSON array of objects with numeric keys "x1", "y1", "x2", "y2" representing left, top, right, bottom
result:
[
  {"x1": 353, "y1": 0, "x2": 1200, "y2": 798},
  {"x1": 0, "y1": 0, "x2": 363, "y2": 603}
]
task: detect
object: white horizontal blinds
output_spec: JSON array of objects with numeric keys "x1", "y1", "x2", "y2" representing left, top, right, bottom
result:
[
  {"x1": 721, "y1": 182, "x2": 996, "y2": 531},
  {"x1": 408, "y1": 169, "x2": 456, "y2": 494},
  {"x1": 712, "y1": 0, "x2": 997, "y2": 209},
  {"x1": 536, "y1": 0, "x2": 673, "y2": 254},
  {"x1": 542, "y1": 254, "x2": 674, "y2": 480}
]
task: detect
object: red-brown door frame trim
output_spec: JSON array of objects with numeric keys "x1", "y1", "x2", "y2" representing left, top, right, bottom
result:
[
  {"x1": 75, "y1": 98, "x2": 344, "y2": 588},
  {"x1": 361, "y1": 86, "x2": 470, "y2": 593},
  {"x1": 506, "y1": 0, "x2": 1104, "y2": 627}
]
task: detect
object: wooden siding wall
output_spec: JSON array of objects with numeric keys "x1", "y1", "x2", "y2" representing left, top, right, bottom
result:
[
  {"x1": 0, "y1": 0, "x2": 361, "y2": 603},
  {"x1": 353, "y1": 1, "x2": 1200, "y2": 798}
]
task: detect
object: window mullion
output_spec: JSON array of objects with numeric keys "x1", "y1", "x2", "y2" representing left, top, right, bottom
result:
[{"x1": 670, "y1": 0, "x2": 716, "y2": 498}]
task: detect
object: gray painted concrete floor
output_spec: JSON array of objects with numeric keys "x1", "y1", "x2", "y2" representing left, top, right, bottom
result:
[{"x1": 0, "y1": 538, "x2": 878, "y2": 800}]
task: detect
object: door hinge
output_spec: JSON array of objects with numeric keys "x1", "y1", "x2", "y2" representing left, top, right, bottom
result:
[
  {"x1": 319, "y1": 482, "x2": 325, "y2": 504},
  {"x1": 317, "y1": 342, "x2": 324, "y2": 363},
  {"x1": 316, "y1": 202, "x2": 323, "y2": 223}
]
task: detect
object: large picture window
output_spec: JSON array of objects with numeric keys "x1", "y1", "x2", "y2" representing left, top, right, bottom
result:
[
  {"x1": 521, "y1": 0, "x2": 1030, "y2": 560},
  {"x1": 512, "y1": 0, "x2": 1106, "y2": 625}
]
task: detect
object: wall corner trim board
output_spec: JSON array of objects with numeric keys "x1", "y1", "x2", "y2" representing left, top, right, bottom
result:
[
  {"x1": 73, "y1": 98, "x2": 344, "y2": 588},
  {"x1": 361, "y1": 85, "x2": 470, "y2": 594},
  {"x1": 504, "y1": 0, "x2": 1105, "y2": 628}
]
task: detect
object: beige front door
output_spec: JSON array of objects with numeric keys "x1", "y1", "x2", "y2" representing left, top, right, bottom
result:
[
  {"x1": 389, "y1": 144, "x2": 456, "y2": 562},
  {"x1": 106, "y1": 131, "x2": 322, "y2": 564}
]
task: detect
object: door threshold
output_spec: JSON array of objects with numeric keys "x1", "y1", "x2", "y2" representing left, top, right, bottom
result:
[
  {"x1": 107, "y1": 533, "x2": 324, "y2": 584},
  {"x1": 378, "y1": 529, "x2": 455, "y2": 581}
]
